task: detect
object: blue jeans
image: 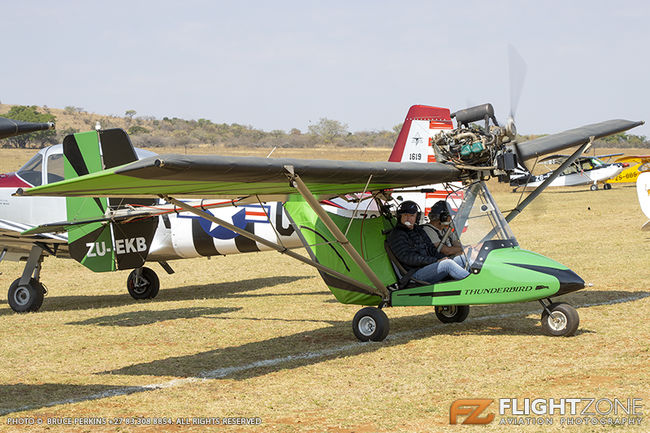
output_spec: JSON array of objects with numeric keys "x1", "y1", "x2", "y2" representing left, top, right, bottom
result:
[{"x1": 412, "y1": 255, "x2": 469, "y2": 284}]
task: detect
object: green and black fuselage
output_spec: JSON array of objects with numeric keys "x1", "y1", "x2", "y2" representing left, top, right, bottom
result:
[{"x1": 285, "y1": 182, "x2": 585, "y2": 308}]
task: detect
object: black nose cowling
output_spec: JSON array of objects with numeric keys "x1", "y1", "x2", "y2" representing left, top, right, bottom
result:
[
  {"x1": 554, "y1": 268, "x2": 586, "y2": 296},
  {"x1": 506, "y1": 263, "x2": 585, "y2": 296}
]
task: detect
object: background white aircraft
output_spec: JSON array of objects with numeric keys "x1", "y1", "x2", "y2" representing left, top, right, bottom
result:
[{"x1": 510, "y1": 154, "x2": 625, "y2": 191}]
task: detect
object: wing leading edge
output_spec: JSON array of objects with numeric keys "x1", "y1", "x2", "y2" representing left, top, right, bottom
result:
[
  {"x1": 17, "y1": 155, "x2": 462, "y2": 199},
  {"x1": 517, "y1": 119, "x2": 644, "y2": 161},
  {"x1": 16, "y1": 118, "x2": 644, "y2": 200}
]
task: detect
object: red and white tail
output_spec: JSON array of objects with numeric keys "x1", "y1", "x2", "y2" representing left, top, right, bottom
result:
[
  {"x1": 389, "y1": 105, "x2": 453, "y2": 163},
  {"x1": 390, "y1": 105, "x2": 463, "y2": 219},
  {"x1": 324, "y1": 105, "x2": 463, "y2": 219}
]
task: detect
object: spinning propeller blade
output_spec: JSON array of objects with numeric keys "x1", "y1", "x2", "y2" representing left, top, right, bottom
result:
[{"x1": 506, "y1": 44, "x2": 527, "y2": 138}]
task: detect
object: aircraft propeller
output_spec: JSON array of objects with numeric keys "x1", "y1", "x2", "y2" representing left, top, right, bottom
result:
[{"x1": 505, "y1": 44, "x2": 527, "y2": 139}]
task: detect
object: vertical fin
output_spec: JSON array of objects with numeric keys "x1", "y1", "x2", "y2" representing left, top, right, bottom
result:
[
  {"x1": 389, "y1": 105, "x2": 462, "y2": 218},
  {"x1": 65, "y1": 128, "x2": 159, "y2": 272},
  {"x1": 64, "y1": 131, "x2": 116, "y2": 272}
]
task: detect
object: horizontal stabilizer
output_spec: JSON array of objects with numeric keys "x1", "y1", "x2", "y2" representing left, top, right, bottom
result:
[
  {"x1": 0, "y1": 218, "x2": 66, "y2": 241},
  {"x1": 20, "y1": 198, "x2": 248, "y2": 235},
  {"x1": 518, "y1": 119, "x2": 644, "y2": 161}
]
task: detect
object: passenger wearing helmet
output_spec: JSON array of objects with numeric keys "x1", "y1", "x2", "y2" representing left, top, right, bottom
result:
[
  {"x1": 422, "y1": 201, "x2": 463, "y2": 257},
  {"x1": 387, "y1": 200, "x2": 469, "y2": 284}
]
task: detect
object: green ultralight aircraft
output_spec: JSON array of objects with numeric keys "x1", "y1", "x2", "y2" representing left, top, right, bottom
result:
[{"x1": 16, "y1": 103, "x2": 644, "y2": 341}]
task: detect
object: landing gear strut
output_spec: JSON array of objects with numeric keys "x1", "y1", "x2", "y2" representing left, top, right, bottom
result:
[
  {"x1": 539, "y1": 299, "x2": 579, "y2": 336},
  {"x1": 7, "y1": 245, "x2": 46, "y2": 313},
  {"x1": 127, "y1": 266, "x2": 160, "y2": 300}
]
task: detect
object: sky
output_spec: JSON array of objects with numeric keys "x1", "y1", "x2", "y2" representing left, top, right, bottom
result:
[{"x1": 2, "y1": 0, "x2": 649, "y2": 138}]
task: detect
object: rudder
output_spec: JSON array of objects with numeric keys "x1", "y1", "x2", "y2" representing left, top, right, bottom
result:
[{"x1": 64, "y1": 129, "x2": 158, "y2": 272}]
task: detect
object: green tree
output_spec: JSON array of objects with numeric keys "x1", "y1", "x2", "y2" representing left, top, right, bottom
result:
[
  {"x1": 308, "y1": 118, "x2": 349, "y2": 143},
  {"x1": 127, "y1": 125, "x2": 150, "y2": 135},
  {"x1": 125, "y1": 109, "x2": 137, "y2": 119},
  {"x1": 2, "y1": 105, "x2": 56, "y2": 148}
]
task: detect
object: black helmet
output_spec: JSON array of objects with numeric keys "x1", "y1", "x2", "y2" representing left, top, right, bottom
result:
[
  {"x1": 397, "y1": 200, "x2": 420, "y2": 215},
  {"x1": 428, "y1": 200, "x2": 450, "y2": 222}
]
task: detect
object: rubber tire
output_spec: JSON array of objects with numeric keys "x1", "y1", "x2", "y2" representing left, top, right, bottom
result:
[
  {"x1": 603, "y1": 183, "x2": 612, "y2": 190},
  {"x1": 352, "y1": 307, "x2": 389, "y2": 342},
  {"x1": 590, "y1": 184, "x2": 598, "y2": 191},
  {"x1": 435, "y1": 305, "x2": 470, "y2": 323},
  {"x1": 127, "y1": 267, "x2": 160, "y2": 300},
  {"x1": 7, "y1": 278, "x2": 45, "y2": 313},
  {"x1": 541, "y1": 302, "x2": 579, "y2": 337}
]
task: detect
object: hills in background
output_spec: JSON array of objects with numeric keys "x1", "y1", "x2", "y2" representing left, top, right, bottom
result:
[{"x1": 0, "y1": 104, "x2": 647, "y2": 149}]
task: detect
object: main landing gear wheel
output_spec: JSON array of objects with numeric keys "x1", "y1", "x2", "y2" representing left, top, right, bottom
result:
[
  {"x1": 541, "y1": 302, "x2": 579, "y2": 337},
  {"x1": 590, "y1": 184, "x2": 598, "y2": 191},
  {"x1": 603, "y1": 183, "x2": 612, "y2": 190},
  {"x1": 127, "y1": 267, "x2": 160, "y2": 300},
  {"x1": 352, "y1": 307, "x2": 389, "y2": 342},
  {"x1": 7, "y1": 278, "x2": 45, "y2": 313},
  {"x1": 435, "y1": 305, "x2": 470, "y2": 323}
]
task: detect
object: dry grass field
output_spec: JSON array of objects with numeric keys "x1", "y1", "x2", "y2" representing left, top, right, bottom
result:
[{"x1": 0, "y1": 146, "x2": 648, "y2": 432}]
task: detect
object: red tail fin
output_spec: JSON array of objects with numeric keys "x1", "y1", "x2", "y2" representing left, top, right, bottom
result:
[
  {"x1": 389, "y1": 105, "x2": 462, "y2": 220},
  {"x1": 389, "y1": 105, "x2": 453, "y2": 163}
]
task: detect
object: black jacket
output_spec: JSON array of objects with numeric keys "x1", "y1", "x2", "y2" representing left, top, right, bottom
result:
[{"x1": 387, "y1": 224, "x2": 444, "y2": 271}]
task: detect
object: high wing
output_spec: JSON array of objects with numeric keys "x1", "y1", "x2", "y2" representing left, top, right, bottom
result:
[
  {"x1": 616, "y1": 155, "x2": 650, "y2": 164},
  {"x1": 515, "y1": 119, "x2": 642, "y2": 160},
  {"x1": 17, "y1": 118, "x2": 643, "y2": 200},
  {"x1": 0, "y1": 117, "x2": 55, "y2": 139},
  {"x1": 540, "y1": 152, "x2": 625, "y2": 165},
  {"x1": 539, "y1": 154, "x2": 569, "y2": 165},
  {"x1": 17, "y1": 155, "x2": 462, "y2": 199}
]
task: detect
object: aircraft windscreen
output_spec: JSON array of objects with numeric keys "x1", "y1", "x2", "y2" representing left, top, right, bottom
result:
[
  {"x1": 452, "y1": 182, "x2": 516, "y2": 257},
  {"x1": 17, "y1": 154, "x2": 43, "y2": 186},
  {"x1": 591, "y1": 158, "x2": 605, "y2": 167},
  {"x1": 47, "y1": 154, "x2": 65, "y2": 184}
]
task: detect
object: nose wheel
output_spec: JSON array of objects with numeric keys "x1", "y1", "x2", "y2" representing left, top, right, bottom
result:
[{"x1": 540, "y1": 301, "x2": 579, "y2": 336}]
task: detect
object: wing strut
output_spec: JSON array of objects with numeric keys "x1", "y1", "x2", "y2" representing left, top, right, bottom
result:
[
  {"x1": 506, "y1": 139, "x2": 592, "y2": 223},
  {"x1": 160, "y1": 195, "x2": 381, "y2": 296},
  {"x1": 284, "y1": 166, "x2": 390, "y2": 298}
]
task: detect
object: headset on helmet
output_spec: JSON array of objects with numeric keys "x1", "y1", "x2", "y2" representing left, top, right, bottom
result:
[
  {"x1": 428, "y1": 200, "x2": 451, "y2": 223},
  {"x1": 396, "y1": 200, "x2": 421, "y2": 225}
]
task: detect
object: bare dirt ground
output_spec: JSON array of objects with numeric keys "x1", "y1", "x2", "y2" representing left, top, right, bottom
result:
[{"x1": 0, "y1": 146, "x2": 648, "y2": 432}]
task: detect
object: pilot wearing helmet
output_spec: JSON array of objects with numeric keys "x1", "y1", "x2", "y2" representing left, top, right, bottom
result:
[
  {"x1": 422, "y1": 200, "x2": 464, "y2": 258},
  {"x1": 387, "y1": 200, "x2": 469, "y2": 284}
]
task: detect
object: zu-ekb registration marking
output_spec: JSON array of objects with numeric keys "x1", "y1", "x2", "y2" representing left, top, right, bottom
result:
[{"x1": 86, "y1": 237, "x2": 147, "y2": 257}]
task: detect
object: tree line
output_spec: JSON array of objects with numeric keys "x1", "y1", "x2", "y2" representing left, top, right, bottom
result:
[{"x1": 1, "y1": 105, "x2": 648, "y2": 150}]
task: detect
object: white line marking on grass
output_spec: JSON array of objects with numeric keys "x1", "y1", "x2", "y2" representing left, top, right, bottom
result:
[{"x1": 2, "y1": 292, "x2": 648, "y2": 416}]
